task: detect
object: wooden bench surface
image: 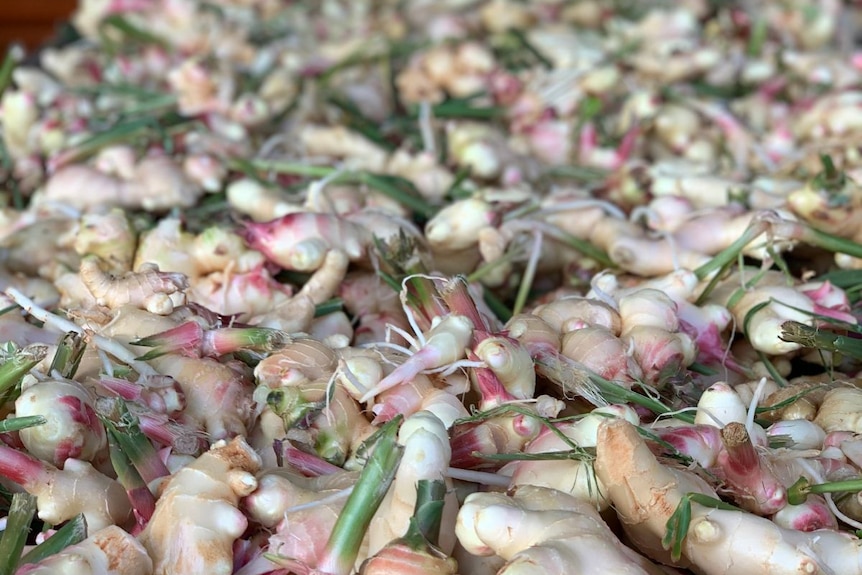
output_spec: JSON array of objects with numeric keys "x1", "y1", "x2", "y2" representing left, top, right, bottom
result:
[{"x1": 0, "y1": 1, "x2": 79, "y2": 52}]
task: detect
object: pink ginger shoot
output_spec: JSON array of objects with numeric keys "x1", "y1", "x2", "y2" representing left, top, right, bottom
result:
[
  {"x1": 653, "y1": 424, "x2": 723, "y2": 468},
  {"x1": 716, "y1": 422, "x2": 787, "y2": 515},
  {"x1": 100, "y1": 375, "x2": 186, "y2": 415},
  {"x1": 132, "y1": 321, "x2": 291, "y2": 360},
  {"x1": 275, "y1": 439, "x2": 343, "y2": 477},
  {"x1": 772, "y1": 495, "x2": 838, "y2": 532},
  {"x1": 358, "y1": 314, "x2": 475, "y2": 403},
  {"x1": 0, "y1": 445, "x2": 132, "y2": 529},
  {"x1": 241, "y1": 212, "x2": 368, "y2": 271}
]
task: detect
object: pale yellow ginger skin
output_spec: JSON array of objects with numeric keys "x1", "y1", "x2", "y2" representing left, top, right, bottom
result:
[
  {"x1": 32, "y1": 458, "x2": 132, "y2": 531},
  {"x1": 618, "y1": 290, "x2": 679, "y2": 335},
  {"x1": 190, "y1": 226, "x2": 266, "y2": 276},
  {"x1": 22, "y1": 526, "x2": 153, "y2": 575},
  {"x1": 594, "y1": 419, "x2": 862, "y2": 575},
  {"x1": 542, "y1": 207, "x2": 714, "y2": 278},
  {"x1": 39, "y1": 155, "x2": 204, "y2": 211},
  {"x1": 694, "y1": 382, "x2": 748, "y2": 428},
  {"x1": 140, "y1": 436, "x2": 262, "y2": 575},
  {"x1": 506, "y1": 405, "x2": 639, "y2": 510},
  {"x1": 446, "y1": 123, "x2": 506, "y2": 180},
  {"x1": 73, "y1": 208, "x2": 137, "y2": 273},
  {"x1": 79, "y1": 254, "x2": 189, "y2": 316},
  {"x1": 0, "y1": 216, "x2": 78, "y2": 280},
  {"x1": 246, "y1": 405, "x2": 286, "y2": 468},
  {"x1": 456, "y1": 484, "x2": 668, "y2": 575},
  {"x1": 650, "y1": 169, "x2": 741, "y2": 209},
  {"x1": 243, "y1": 470, "x2": 358, "y2": 529},
  {"x1": 814, "y1": 386, "x2": 862, "y2": 434},
  {"x1": 151, "y1": 353, "x2": 253, "y2": 440},
  {"x1": 249, "y1": 249, "x2": 350, "y2": 332},
  {"x1": 133, "y1": 217, "x2": 198, "y2": 279},
  {"x1": 15, "y1": 377, "x2": 106, "y2": 466},
  {"x1": 188, "y1": 267, "x2": 292, "y2": 319},
  {"x1": 255, "y1": 337, "x2": 338, "y2": 385},
  {"x1": 787, "y1": 173, "x2": 862, "y2": 268},
  {"x1": 0, "y1": 89, "x2": 39, "y2": 159},
  {"x1": 227, "y1": 178, "x2": 301, "y2": 222},
  {"x1": 299, "y1": 124, "x2": 388, "y2": 172},
  {"x1": 395, "y1": 41, "x2": 495, "y2": 105},
  {"x1": 707, "y1": 273, "x2": 817, "y2": 355},
  {"x1": 368, "y1": 411, "x2": 458, "y2": 556},
  {"x1": 425, "y1": 197, "x2": 496, "y2": 254},
  {"x1": 560, "y1": 325, "x2": 642, "y2": 384},
  {"x1": 386, "y1": 149, "x2": 455, "y2": 202},
  {"x1": 474, "y1": 335, "x2": 535, "y2": 400},
  {"x1": 532, "y1": 297, "x2": 622, "y2": 336},
  {"x1": 100, "y1": 307, "x2": 254, "y2": 439}
]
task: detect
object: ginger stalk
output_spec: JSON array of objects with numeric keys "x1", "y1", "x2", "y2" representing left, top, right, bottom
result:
[
  {"x1": 368, "y1": 412, "x2": 457, "y2": 557},
  {"x1": 361, "y1": 479, "x2": 458, "y2": 575},
  {"x1": 264, "y1": 416, "x2": 405, "y2": 575}
]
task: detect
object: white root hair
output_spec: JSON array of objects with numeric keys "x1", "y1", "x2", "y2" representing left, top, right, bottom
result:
[{"x1": 5, "y1": 287, "x2": 158, "y2": 377}]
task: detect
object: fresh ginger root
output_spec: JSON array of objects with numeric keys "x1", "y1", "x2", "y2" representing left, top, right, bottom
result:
[
  {"x1": 100, "y1": 306, "x2": 255, "y2": 439},
  {"x1": 17, "y1": 526, "x2": 152, "y2": 575},
  {"x1": 456, "y1": 484, "x2": 668, "y2": 575},
  {"x1": 243, "y1": 469, "x2": 358, "y2": 529},
  {"x1": 139, "y1": 436, "x2": 262, "y2": 575},
  {"x1": 368, "y1": 411, "x2": 458, "y2": 557},
  {"x1": 505, "y1": 404, "x2": 639, "y2": 510},
  {"x1": 0, "y1": 445, "x2": 131, "y2": 531},
  {"x1": 787, "y1": 161, "x2": 862, "y2": 268},
  {"x1": 594, "y1": 418, "x2": 862, "y2": 575},
  {"x1": 706, "y1": 272, "x2": 817, "y2": 355},
  {"x1": 80, "y1": 254, "x2": 188, "y2": 315}
]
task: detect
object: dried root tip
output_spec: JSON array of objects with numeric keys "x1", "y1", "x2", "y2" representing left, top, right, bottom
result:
[
  {"x1": 718, "y1": 422, "x2": 787, "y2": 514},
  {"x1": 208, "y1": 435, "x2": 262, "y2": 476}
]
